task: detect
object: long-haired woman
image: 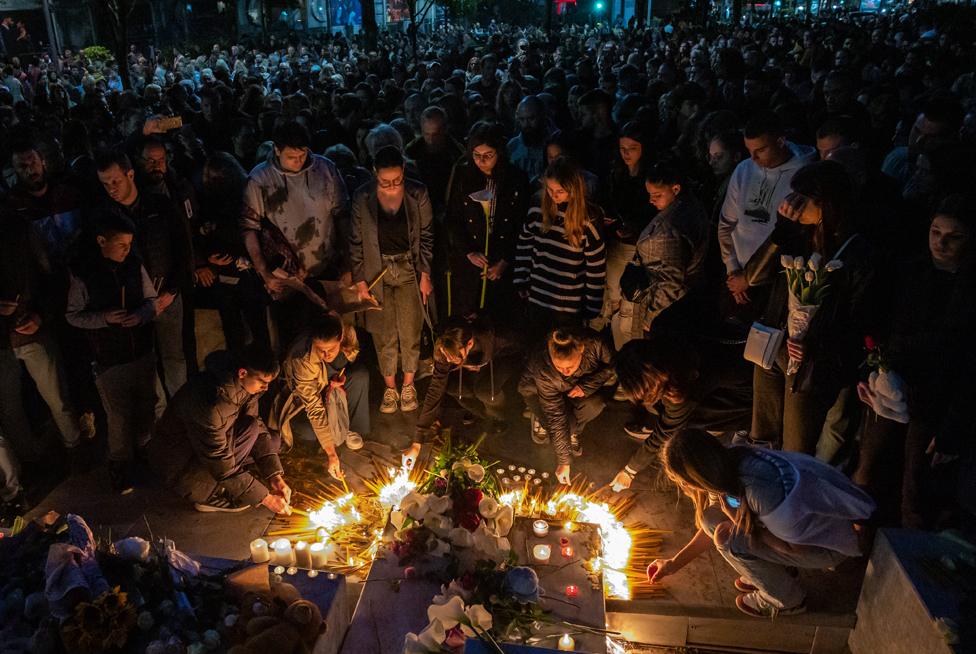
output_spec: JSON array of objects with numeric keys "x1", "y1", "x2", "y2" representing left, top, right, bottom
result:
[
  {"x1": 649, "y1": 429, "x2": 874, "y2": 617},
  {"x1": 513, "y1": 156, "x2": 607, "y2": 343},
  {"x1": 743, "y1": 160, "x2": 877, "y2": 454}
]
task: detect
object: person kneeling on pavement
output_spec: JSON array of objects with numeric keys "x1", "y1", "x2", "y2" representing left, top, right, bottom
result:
[
  {"x1": 648, "y1": 429, "x2": 874, "y2": 618},
  {"x1": 270, "y1": 314, "x2": 367, "y2": 480},
  {"x1": 518, "y1": 328, "x2": 613, "y2": 484},
  {"x1": 149, "y1": 346, "x2": 292, "y2": 515},
  {"x1": 402, "y1": 317, "x2": 522, "y2": 469}
]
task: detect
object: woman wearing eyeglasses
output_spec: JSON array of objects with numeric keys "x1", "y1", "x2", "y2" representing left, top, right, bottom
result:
[
  {"x1": 350, "y1": 145, "x2": 434, "y2": 416},
  {"x1": 444, "y1": 121, "x2": 530, "y2": 319}
]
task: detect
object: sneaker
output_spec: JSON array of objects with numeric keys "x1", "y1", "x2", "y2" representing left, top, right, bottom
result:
[
  {"x1": 194, "y1": 488, "x2": 250, "y2": 513},
  {"x1": 79, "y1": 411, "x2": 97, "y2": 440},
  {"x1": 613, "y1": 386, "x2": 629, "y2": 402},
  {"x1": 530, "y1": 415, "x2": 549, "y2": 445},
  {"x1": 734, "y1": 577, "x2": 759, "y2": 592},
  {"x1": 462, "y1": 412, "x2": 477, "y2": 426},
  {"x1": 108, "y1": 462, "x2": 135, "y2": 495},
  {"x1": 400, "y1": 384, "x2": 419, "y2": 412},
  {"x1": 380, "y1": 388, "x2": 400, "y2": 414},
  {"x1": 624, "y1": 420, "x2": 655, "y2": 440},
  {"x1": 735, "y1": 591, "x2": 806, "y2": 618},
  {"x1": 570, "y1": 434, "x2": 582, "y2": 457}
]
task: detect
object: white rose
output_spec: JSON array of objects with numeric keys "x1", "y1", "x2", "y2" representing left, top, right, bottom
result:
[
  {"x1": 478, "y1": 496, "x2": 500, "y2": 518},
  {"x1": 466, "y1": 464, "x2": 485, "y2": 483}
]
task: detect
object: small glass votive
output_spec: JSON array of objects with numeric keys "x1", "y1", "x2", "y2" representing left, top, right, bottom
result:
[
  {"x1": 532, "y1": 544, "x2": 552, "y2": 563},
  {"x1": 273, "y1": 565, "x2": 286, "y2": 575},
  {"x1": 307, "y1": 570, "x2": 319, "y2": 578},
  {"x1": 327, "y1": 572, "x2": 337, "y2": 580},
  {"x1": 532, "y1": 520, "x2": 549, "y2": 538},
  {"x1": 286, "y1": 566, "x2": 298, "y2": 576},
  {"x1": 564, "y1": 584, "x2": 579, "y2": 598},
  {"x1": 559, "y1": 536, "x2": 570, "y2": 548},
  {"x1": 561, "y1": 546, "x2": 574, "y2": 558}
]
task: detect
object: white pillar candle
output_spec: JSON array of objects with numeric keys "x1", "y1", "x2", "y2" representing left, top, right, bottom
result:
[
  {"x1": 270, "y1": 538, "x2": 295, "y2": 566},
  {"x1": 309, "y1": 542, "x2": 329, "y2": 569},
  {"x1": 532, "y1": 544, "x2": 551, "y2": 563},
  {"x1": 557, "y1": 633, "x2": 575, "y2": 650},
  {"x1": 532, "y1": 520, "x2": 549, "y2": 538},
  {"x1": 294, "y1": 541, "x2": 312, "y2": 568},
  {"x1": 249, "y1": 538, "x2": 270, "y2": 563}
]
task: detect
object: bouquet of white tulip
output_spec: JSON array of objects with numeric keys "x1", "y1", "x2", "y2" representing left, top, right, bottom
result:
[{"x1": 780, "y1": 253, "x2": 844, "y2": 375}]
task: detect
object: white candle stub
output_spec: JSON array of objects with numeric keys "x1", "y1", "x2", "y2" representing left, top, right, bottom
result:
[
  {"x1": 532, "y1": 520, "x2": 549, "y2": 537},
  {"x1": 294, "y1": 541, "x2": 312, "y2": 568},
  {"x1": 309, "y1": 542, "x2": 329, "y2": 569},
  {"x1": 532, "y1": 544, "x2": 551, "y2": 563},
  {"x1": 270, "y1": 538, "x2": 295, "y2": 566},
  {"x1": 249, "y1": 538, "x2": 270, "y2": 563}
]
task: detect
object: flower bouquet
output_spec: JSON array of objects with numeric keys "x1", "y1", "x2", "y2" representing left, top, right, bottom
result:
[
  {"x1": 859, "y1": 336, "x2": 910, "y2": 423},
  {"x1": 780, "y1": 253, "x2": 844, "y2": 375}
]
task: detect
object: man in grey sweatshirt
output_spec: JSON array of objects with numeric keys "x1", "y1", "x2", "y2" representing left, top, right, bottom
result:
[{"x1": 718, "y1": 113, "x2": 816, "y2": 305}]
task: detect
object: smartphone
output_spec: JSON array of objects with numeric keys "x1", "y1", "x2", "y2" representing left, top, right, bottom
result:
[{"x1": 725, "y1": 495, "x2": 741, "y2": 509}]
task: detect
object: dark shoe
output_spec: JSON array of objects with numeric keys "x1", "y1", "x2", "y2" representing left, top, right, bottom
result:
[
  {"x1": 624, "y1": 421, "x2": 655, "y2": 440},
  {"x1": 108, "y1": 462, "x2": 135, "y2": 495},
  {"x1": 194, "y1": 488, "x2": 250, "y2": 513},
  {"x1": 570, "y1": 433, "x2": 582, "y2": 457},
  {"x1": 1, "y1": 491, "x2": 29, "y2": 525},
  {"x1": 485, "y1": 419, "x2": 508, "y2": 435},
  {"x1": 462, "y1": 412, "x2": 477, "y2": 426},
  {"x1": 66, "y1": 445, "x2": 89, "y2": 476},
  {"x1": 530, "y1": 415, "x2": 549, "y2": 445}
]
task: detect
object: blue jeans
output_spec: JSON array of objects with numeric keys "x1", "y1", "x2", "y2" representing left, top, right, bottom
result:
[
  {"x1": 701, "y1": 504, "x2": 847, "y2": 609},
  {"x1": 0, "y1": 333, "x2": 80, "y2": 459}
]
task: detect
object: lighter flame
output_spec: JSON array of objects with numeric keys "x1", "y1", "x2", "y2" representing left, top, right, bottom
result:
[
  {"x1": 308, "y1": 493, "x2": 361, "y2": 534},
  {"x1": 377, "y1": 466, "x2": 417, "y2": 509}
]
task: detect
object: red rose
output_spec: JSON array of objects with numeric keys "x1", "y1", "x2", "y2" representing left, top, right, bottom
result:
[
  {"x1": 459, "y1": 511, "x2": 482, "y2": 532},
  {"x1": 864, "y1": 335, "x2": 877, "y2": 350},
  {"x1": 460, "y1": 571, "x2": 477, "y2": 591},
  {"x1": 463, "y1": 488, "x2": 484, "y2": 509}
]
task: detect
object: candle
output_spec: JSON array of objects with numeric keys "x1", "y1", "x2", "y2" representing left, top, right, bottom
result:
[
  {"x1": 249, "y1": 538, "x2": 270, "y2": 563},
  {"x1": 561, "y1": 546, "x2": 574, "y2": 558},
  {"x1": 310, "y1": 542, "x2": 329, "y2": 569},
  {"x1": 563, "y1": 521, "x2": 574, "y2": 532},
  {"x1": 273, "y1": 565, "x2": 286, "y2": 575},
  {"x1": 558, "y1": 633, "x2": 575, "y2": 650},
  {"x1": 327, "y1": 572, "x2": 337, "y2": 580},
  {"x1": 307, "y1": 570, "x2": 319, "y2": 578},
  {"x1": 564, "y1": 585, "x2": 579, "y2": 598},
  {"x1": 294, "y1": 541, "x2": 312, "y2": 568},
  {"x1": 532, "y1": 544, "x2": 551, "y2": 563},
  {"x1": 286, "y1": 567, "x2": 298, "y2": 576},
  {"x1": 271, "y1": 538, "x2": 295, "y2": 566},
  {"x1": 532, "y1": 520, "x2": 549, "y2": 537},
  {"x1": 508, "y1": 464, "x2": 516, "y2": 471}
]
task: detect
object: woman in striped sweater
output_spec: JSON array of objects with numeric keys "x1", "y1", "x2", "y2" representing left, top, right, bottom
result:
[{"x1": 514, "y1": 157, "x2": 607, "y2": 343}]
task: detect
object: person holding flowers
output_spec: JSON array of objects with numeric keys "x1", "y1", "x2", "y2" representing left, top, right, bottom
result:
[
  {"x1": 853, "y1": 194, "x2": 976, "y2": 529},
  {"x1": 742, "y1": 161, "x2": 878, "y2": 454}
]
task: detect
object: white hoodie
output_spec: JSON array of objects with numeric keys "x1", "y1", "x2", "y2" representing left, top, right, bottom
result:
[{"x1": 717, "y1": 142, "x2": 816, "y2": 273}]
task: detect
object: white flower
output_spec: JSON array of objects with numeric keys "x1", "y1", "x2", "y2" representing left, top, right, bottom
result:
[
  {"x1": 404, "y1": 619, "x2": 446, "y2": 652},
  {"x1": 478, "y1": 496, "x2": 499, "y2": 519},
  {"x1": 461, "y1": 604, "x2": 493, "y2": 637},
  {"x1": 804, "y1": 271, "x2": 815, "y2": 282},
  {"x1": 400, "y1": 491, "x2": 428, "y2": 519},
  {"x1": 780, "y1": 254, "x2": 793, "y2": 268},
  {"x1": 807, "y1": 253, "x2": 823, "y2": 271},
  {"x1": 487, "y1": 504, "x2": 514, "y2": 537},
  {"x1": 449, "y1": 527, "x2": 474, "y2": 548},
  {"x1": 427, "y1": 495, "x2": 452, "y2": 515},
  {"x1": 824, "y1": 259, "x2": 844, "y2": 272},
  {"x1": 429, "y1": 539, "x2": 451, "y2": 557},
  {"x1": 793, "y1": 256, "x2": 805, "y2": 270},
  {"x1": 428, "y1": 515, "x2": 453, "y2": 536},
  {"x1": 428, "y1": 595, "x2": 465, "y2": 630},
  {"x1": 390, "y1": 510, "x2": 405, "y2": 530},
  {"x1": 466, "y1": 464, "x2": 486, "y2": 483}
]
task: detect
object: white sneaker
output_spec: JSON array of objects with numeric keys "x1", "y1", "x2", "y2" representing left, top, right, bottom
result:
[
  {"x1": 380, "y1": 388, "x2": 400, "y2": 414},
  {"x1": 400, "y1": 383, "x2": 419, "y2": 412}
]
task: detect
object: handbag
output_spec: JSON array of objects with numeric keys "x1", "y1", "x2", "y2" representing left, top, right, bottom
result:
[
  {"x1": 743, "y1": 321, "x2": 784, "y2": 370},
  {"x1": 619, "y1": 262, "x2": 652, "y2": 303}
]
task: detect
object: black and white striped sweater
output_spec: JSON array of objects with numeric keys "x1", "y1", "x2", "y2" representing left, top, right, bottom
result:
[{"x1": 513, "y1": 205, "x2": 606, "y2": 317}]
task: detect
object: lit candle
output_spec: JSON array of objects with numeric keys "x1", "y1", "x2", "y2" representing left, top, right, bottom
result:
[
  {"x1": 558, "y1": 633, "x2": 575, "y2": 650},
  {"x1": 532, "y1": 544, "x2": 551, "y2": 563},
  {"x1": 294, "y1": 541, "x2": 312, "y2": 568},
  {"x1": 327, "y1": 572, "x2": 337, "y2": 580},
  {"x1": 564, "y1": 585, "x2": 579, "y2": 598},
  {"x1": 561, "y1": 546, "x2": 574, "y2": 558},
  {"x1": 249, "y1": 538, "x2": 270, "y2": 563},
  {"x1": 307, "y1": 570, "x2": 319, "y2": 578},
  {"x1": 286, "y1": 567, "x2": 298, "y2": 576},
  {"x1": 563, "y1": 521, "x2": 574, "y2": 532},
  {"x1": 309, "y1": 542, "x2": 329, "y2": 569},
  {"x1": 532, "y1": 520, "x2": 549, "y2": 537},
  {"x1": 273, "y1": 565, "x2": 286, "y2": 575},
  {"x1": 271, "y1": 538, "x2": 295, "y2": 566}
]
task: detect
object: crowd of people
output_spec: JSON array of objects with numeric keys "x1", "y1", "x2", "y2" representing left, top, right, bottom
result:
[{"x1": 1, "y1": 6, "x2": 974, "y2": 618}]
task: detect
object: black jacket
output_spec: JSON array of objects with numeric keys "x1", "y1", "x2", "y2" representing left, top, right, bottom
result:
[
  {"x1": 445, "y1": 160, "x2": 530, "y2": 268},
  {"x1": 150, "y1": 351, "x2": 283, "y2": 504},
  {"x1": 518, "y1": 329, "x2": 615, "y2": 464}
]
